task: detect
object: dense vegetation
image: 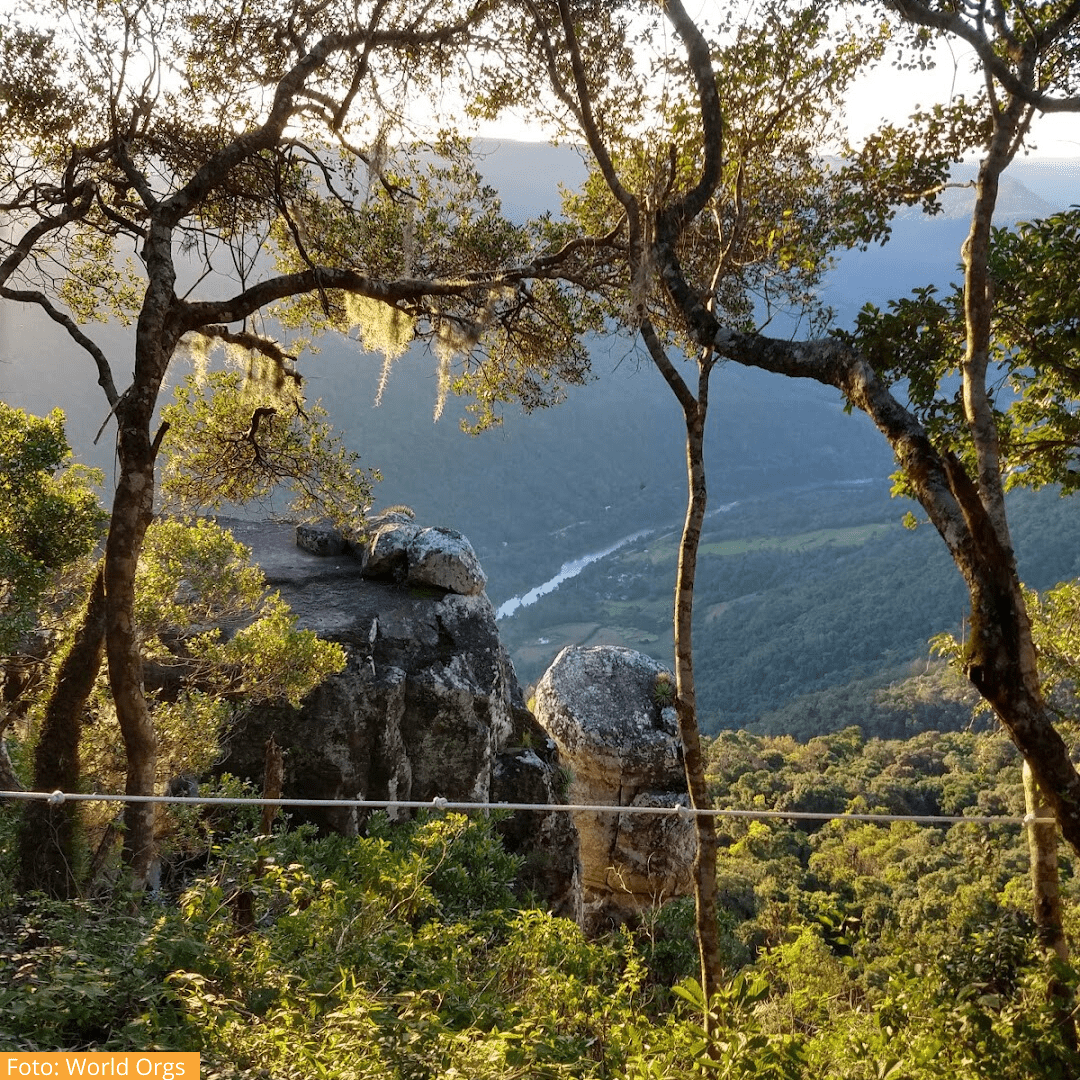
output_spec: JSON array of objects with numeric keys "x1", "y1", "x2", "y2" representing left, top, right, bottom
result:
[
  {"x1": 6, "y1": 409, "x2": 1077, "y2": 1075},
  {"x1": 3, "y1": 0, "x2": 1080, "y2": 1065},
  {"x1": 3, "y1": 725, "x2": 1078, "y2": 1077},
  {"x1": 501, "y1": 483, "x2": 1080, "y2": 735}
]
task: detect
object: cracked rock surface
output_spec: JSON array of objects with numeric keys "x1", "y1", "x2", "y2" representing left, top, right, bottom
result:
[
  {"x1": 213, "y1": 517, "x2": 578, "y2": 916},
  {"x1": 533, "y1": 645, "x2": 694, "y2": 929}
]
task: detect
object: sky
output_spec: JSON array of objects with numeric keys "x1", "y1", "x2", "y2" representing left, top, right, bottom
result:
[
  {"x1": 470, "y1": 9, "x2": 1079, "y2": 160},
  {"x1": 845, "y1": 43, "x2": 1080, "y2": 159}
]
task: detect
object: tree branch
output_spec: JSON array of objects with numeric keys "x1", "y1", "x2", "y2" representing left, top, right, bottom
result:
[
  {"x1": 886, "y1": 1, "x2": 1080, "y2": 111},
  {"x1": 177, "y1": 245, "x2": 600, "y2": 333},
  {"x1": 658, "y1": 0, "x2": 723, "y2": 229},
  {"x1": 161, "y1": 5, "x2": 500, "y2": 229},
  {"x1": 0, "y1": 286, "x2": 120, "y2": 407},
  {"x1": 554, "y1": 0, "x2": 635, "y2": 212},
  {"x1": 198, "y1": 325, "x2": 303, "y2": 385},
  {"x1": 640, "y1": 319, "x2": 697, "y2": 417}
]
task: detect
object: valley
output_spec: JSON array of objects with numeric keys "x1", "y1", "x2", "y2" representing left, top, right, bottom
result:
[
  {"x1": 497, "y1": 479, "x2": 1080, "y2": 735},
  {"x1": 1, "y1": 145, "x2": 1077, "y2": 742}
]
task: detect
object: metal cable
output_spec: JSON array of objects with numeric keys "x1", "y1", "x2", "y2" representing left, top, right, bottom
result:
[{"x1": 0, "y1": 789, "x2": 1055, "y2": 825}]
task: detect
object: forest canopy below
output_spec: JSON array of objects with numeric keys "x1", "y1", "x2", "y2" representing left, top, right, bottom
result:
[{"x1": 3, "y1": 724, "x2": 1077, "y2": 1078}]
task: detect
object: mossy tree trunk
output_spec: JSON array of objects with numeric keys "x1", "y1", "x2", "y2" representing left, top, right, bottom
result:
[{"x1": 17, "y1": 564, "x2": 106, "y2": 898}]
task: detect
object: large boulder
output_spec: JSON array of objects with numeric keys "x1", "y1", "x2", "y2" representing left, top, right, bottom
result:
[
  {"x1": 533, "y1": 645, "x2": 694, "y2": 929},
  {"x1": 358, "y1": 515, "x2": 487, "y2": 596},
  {"x1": 214, "y1": 517, "x2": 577, "y2": 917}
]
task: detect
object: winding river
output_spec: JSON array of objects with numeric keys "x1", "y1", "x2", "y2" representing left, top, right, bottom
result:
[
  {"x1": 494, "y1": 500, "x2": 741, "y2": 621},
  {"x1": 494, "y1": 479, "x2": 882, "y2": 622}
]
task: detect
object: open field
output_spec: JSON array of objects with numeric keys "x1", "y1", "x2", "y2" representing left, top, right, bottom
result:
[{"x1": 625, "y1": 523, "x2": 897, "y2": 566}]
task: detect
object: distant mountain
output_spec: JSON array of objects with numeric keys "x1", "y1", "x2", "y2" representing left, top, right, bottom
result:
[{"x1": 823, "y1": 160, "x2": 1071, "y2": 325}]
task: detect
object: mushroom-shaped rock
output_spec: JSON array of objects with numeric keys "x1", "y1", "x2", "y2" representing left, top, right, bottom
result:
[{"x1": 533, "y1": 645, "x2": 694, "y2": 928}]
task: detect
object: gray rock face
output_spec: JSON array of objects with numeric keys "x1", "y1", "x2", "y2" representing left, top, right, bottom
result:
[
  {"x1": 533, "y1": 645, "x2": 694, "y2": 928},
  {"x1": 295, "y1": 521, "x2": 348, "y2": 557},
  {"x1": 214, "y1": 517, "x2": 575, "y2": 916},
  {"x1": 493, "y1": 745, "x2": 583, "y2": 924},
  {"x1": 359, "y1": 518, "x2": 487, "y2": 596}
]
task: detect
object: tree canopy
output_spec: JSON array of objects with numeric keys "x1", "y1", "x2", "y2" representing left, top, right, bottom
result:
[
  {"x1": 0, "y1": 0, "x2": 612, "y2": 884},
  {"x1": 0, "y1": 405, "x2": 105, "y2": 655},
  {"x1": 847, "y1": 207, "x2": 1080, "y2": 498},
  {"x1": 4, "y1": 0, "x2": 1080, "y2": 1019}
]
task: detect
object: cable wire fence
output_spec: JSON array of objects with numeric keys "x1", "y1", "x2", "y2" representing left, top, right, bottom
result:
[{"x1": 0, "y1": 788, "x2": 1056, "y2": 826}]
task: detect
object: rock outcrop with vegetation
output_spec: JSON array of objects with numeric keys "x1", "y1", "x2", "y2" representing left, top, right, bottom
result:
[{"x1": 218, "y1": 517, "x2": 578, "y2": 914}]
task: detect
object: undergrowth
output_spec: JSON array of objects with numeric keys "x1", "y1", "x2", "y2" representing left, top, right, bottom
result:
[{"x1": 1, "y1": 804, "x2": 1078, "y2": 1079}]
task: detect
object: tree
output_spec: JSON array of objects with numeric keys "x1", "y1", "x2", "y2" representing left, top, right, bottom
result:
[
  {"x1": 0, "y1": 0, "x2": 596, "y2": 887},
  {"x1": 480, "y1": 0, "x2": 1080, "y2": 1023},
  {"x1": 567, "y1": 0, "x2": 1080, "y2": 840},
  {"x1": 480, "y1": 0, "x2": 956, "y2": 1021},
  {"x1": 15, "y1": 514, "x2": 347, "y2": 896},
  {"x1": 883, "y1": 206, "x2": 1080, "y2": 964},
  {"x1": 0, "y1": 405, "x2": 106, "y2": 887}
]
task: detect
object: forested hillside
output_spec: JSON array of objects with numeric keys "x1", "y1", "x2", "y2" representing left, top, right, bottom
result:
[
  {"x1": 500, "y1": 481, "x2": 1080, "y2": 735},
  {"x1": 2, "y1": 149, "x2": 1075, "y2": 747}
]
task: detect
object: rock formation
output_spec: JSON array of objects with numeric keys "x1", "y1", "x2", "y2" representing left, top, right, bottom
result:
[
  {"x1": 294, "y1": 513, "x2": 487, "y2": 595},
  {"x1": 217, "y1": 515, "x2": 579, "y2": 919},
  {"x1": 533, "y1": 645, "x2": 694, "y2": 930}
]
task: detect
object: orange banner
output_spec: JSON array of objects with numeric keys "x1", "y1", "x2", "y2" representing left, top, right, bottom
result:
[{"x1": 3, "y1": 1055, "x2": 197, "y2": 1080}]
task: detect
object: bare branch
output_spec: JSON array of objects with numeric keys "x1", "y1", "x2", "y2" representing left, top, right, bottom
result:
[
  {"x1": 0, "y1": 286, "x2": 120, "y2": 407},
  {"x1": 0, "y1": 182, "x2": 96, "y2": 287}
]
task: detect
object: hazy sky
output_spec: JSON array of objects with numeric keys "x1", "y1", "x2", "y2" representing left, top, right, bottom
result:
[
  {"x1": 471, "y1": 10, "x2": 1079, "y2": 160},
  {"x1": 846, "y1": 42, "x2": 1080, "y2": 159}
]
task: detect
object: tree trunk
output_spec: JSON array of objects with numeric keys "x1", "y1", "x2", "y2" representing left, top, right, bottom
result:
[
  {"x1": 260, "y1": 735, "x2": 284, "y2": 836},
  {"x1": 0, "y1": 740, "x2": 22, "y2": 794},
  {"x1": 104, "y1": 237, "x2": 182, "y2": 892},
  {"x1": 107, "y1": 392, "x2": 162, "y2": 891},
  {"x1": 1, "y1": 649, "x2": 44, "y2": 790},
  {"x1": 17, "y1": 564, "x2": 106, "y2": 898},
  {"x1": 1023, "y1": 760, "x2": 1067, "y2": 961},
  {"x1": 638, "y1": 320, "x2": 724, "y2": 1029},
  {"x1": 1022, "y1": 760, "x2": 1076, "y2": 1052},
  {"x1": 674, "y1": 393, "x2": 723, "y2": 1033}
]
